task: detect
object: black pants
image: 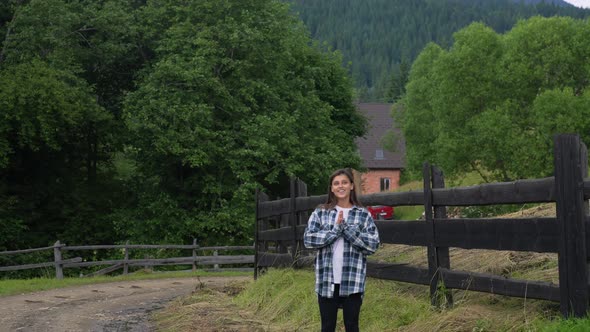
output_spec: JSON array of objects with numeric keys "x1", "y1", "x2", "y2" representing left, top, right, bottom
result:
[{"x1": 317, "y1": 284, "x2": 363, "y2": 332}]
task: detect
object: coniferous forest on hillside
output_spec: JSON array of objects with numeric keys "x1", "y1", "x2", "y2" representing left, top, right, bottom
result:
[{"x1": 289, "y1": 0, "x2": 590, "y2": 101}]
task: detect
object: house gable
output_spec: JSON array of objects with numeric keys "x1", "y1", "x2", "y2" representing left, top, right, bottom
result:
[
  {"x1": 355, "y1": 103, "x2": 405, "y2": 170},
  {"x1": 354, "y1": 103, "x2": 406, "y2": 195}
]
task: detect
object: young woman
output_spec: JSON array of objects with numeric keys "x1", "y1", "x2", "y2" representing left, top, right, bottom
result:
[{"x1": 303, "y1": 168, "x2": 380, "y2": 332}]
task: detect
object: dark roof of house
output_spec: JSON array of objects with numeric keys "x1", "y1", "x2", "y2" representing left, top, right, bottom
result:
[{"x1": 355, "y1": 103, "x2": 406, "y2": 169}]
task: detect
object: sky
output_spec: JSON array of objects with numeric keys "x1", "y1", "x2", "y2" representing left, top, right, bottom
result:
[{"x1": 563, "y1": 0, "x2": 590, "y2": 8}]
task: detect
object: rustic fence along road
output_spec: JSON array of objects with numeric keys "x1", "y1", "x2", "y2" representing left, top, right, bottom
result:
[
  {"x1": 0, "y1": 241, "x2": 254, "y2": 278},
  {"x1": 255, "y1": 134, "x2": 590, "y2": 318}
]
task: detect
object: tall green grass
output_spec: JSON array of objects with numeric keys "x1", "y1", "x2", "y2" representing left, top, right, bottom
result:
[
  {"x1": 234, "y1": 269, "x2": 431, "y2": 331},
  {"x1": 537, "y1": 317, "x2": 590, "y2": 332},
  {"x1": 234, "y1": 269, "x2": 320, "y2": 330},
  {"x1": 233, "y1": 269, "x2": 585, "y2": 331}
]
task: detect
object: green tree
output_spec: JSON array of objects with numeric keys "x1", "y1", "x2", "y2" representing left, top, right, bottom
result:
[
  {"x1": 0, "y1": 0, "x2": 142, "y2": 249},
  {"x1": 120, "y1": 0, "x2": 365, "y2": 245},
  {"x1": 0, "y1": 59, "x2": 113, "y2": 247},
  {"x1": 397, "y1": 43, "x2": 443, "y2": 175},
  {"x1": 0, "y1": 0, "x2": 365, "y2": 251},
  {"x1": 402, "y1": 17, "x2": 590, "y2": 181}
]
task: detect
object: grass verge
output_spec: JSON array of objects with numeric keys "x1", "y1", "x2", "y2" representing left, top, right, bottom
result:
[
  {"x1": 537, "y1": 317, "x2": 590, "y2": 331},
  {"x1": 230, "y1": 268, "x2": 573, "y2": 332},
  {"x1": 154, "y1": 277, "x2": 263, "y2": 332}
]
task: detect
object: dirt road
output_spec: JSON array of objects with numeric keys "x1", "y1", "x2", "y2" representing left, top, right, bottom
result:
[{"x1": 0, "y1": 276, "x2": 250, "y2": 332}]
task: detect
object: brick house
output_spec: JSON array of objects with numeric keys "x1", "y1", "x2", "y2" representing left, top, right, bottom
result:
[{"x1": 354, "y1": 103, "x2": 405, "y2": 195}]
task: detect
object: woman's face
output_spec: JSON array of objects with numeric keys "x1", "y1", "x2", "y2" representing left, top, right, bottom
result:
[{"x1": 331, "y1": 174, "x2": 354, "y2": 202}]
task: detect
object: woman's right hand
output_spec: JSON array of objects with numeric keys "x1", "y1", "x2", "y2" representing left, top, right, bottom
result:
[{"x1": 336, "y1": 211, "x2": 344, "y2": 224}]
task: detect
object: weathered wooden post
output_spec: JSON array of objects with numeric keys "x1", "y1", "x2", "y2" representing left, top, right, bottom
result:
[
  {"x1": 553, "y1": 134, "x2": 589, "y2": 317},
  {"x1": 255, "y1": 189, "x2": 260, "y2": 280},
  {"x1": 431, "y1": 165, "x2": 453, "y2": 307},
  {"x1": 254, "y1": 190, "x2": 269, "y2": 280},
  {"x1": 290, "y1": 177, "x2": 297, "y2": 265},
  {"x1": 213, "y1": 250, "x2": 219, "y2": 270},
  {"x1": 296, "y1": 178, "x2": 308, "y2": 268},
  {"x1": 123, "y1": 241, "x2": 129, "y2": 275},
  {"x1": 53, "y1": 240, "x2": 63, "y2": 279},
  {"x1": 297, "y1": 179, "x2": 309, "y2": 226},
  {"x1": 423, "y1": 163, "x2": 439, "y2": 306},
  {"x1": 423, "y1": 163, "x2": 453, "y2": 308},
  {"x1": 192, "y1": 238, "x2": 198, "y2": 272}
]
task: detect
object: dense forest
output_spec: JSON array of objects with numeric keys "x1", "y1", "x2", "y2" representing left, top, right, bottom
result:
[
  {"x1": 0, "y1": 0, "x2": 365, "y2": 257},
  {"x1": 289, "y1": 0, "x2": 590, "y2": 101}
]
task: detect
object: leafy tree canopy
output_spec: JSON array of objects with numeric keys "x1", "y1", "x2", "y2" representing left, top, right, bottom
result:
[
  {"x1": 119, "y1": 0, "x2": 365, "y2": 245},
  {"x1": 400, "y1": 16, "x2": 590, "y2": 182},
  {"x1": 0, "y1": 0, "x2": 364, "y2": 252}
]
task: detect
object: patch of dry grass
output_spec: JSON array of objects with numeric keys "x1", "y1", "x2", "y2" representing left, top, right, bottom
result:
[
  {"x1": 372, "y1": 244, "x2": 558, "y2": 283},
  {"x1": 400, "y1": 302, "x2": 548, "y2": 332},
  {"x1": 501, "y1": 204, "x2": 555, "y2": 218},
  {"x1": 372, "y1": 203, "x2": 559, "y2": 283},
  {"x1": 154, "y1": 279, "x2": 268, "y2": 332}
]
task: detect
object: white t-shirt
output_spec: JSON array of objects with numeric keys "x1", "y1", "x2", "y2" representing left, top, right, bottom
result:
[{"x1": 333, "y1": 205, "x2": 351, "y2": 285}]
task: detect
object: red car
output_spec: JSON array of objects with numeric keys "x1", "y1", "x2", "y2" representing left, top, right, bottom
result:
[{"x1": 367, "y1": 205, "x2": 394, "y2": 220}]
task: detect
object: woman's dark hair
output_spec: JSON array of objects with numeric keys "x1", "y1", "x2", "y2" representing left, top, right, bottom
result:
[{"x1": 321, "y1": 168, "x2": 362, "y2": 209}]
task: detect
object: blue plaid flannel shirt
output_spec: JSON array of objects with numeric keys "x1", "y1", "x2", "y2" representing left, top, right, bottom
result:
[{"x1": 303, "y1": 205, "x2": 380, "y2": 298}]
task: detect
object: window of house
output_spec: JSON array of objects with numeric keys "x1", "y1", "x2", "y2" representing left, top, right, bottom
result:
[
  {"x1": 380, "y1": 177, "x2": 390, "y2": 192},
  {"x1": 375, "y1": 149, "x2": 384, "y2": 160}
]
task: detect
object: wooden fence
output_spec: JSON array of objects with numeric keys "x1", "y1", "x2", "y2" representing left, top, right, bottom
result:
[
  {"x1": 255, "y1": 134, "x2": 590, "y2": 318},
  {"x1": 1, "y1": 240, "x2": 254, "y2": 278}
]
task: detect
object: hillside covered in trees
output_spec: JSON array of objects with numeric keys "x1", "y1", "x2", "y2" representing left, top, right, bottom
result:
[
  {"x1": 0, "y1": 0, "x2": 364, "y2": 258},
  {"x1": 289, "y1": 0, "x2": 590, "y2": 101}
]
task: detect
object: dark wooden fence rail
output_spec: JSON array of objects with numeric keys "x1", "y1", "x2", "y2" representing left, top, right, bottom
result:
[
  {"x1": 1, "y1": 241, "x2": 254, "y2": 278},
  {"x1": 255, "y1": 134, "x2": 590, "y2": 318}
]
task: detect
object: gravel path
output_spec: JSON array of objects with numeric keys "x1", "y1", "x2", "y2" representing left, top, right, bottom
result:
[{"x1": 0, "y1": 276, "x2": 250, "y2": 332}]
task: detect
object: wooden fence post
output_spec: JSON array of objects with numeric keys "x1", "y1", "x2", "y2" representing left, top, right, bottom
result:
[
  {"x1": 213, "y1": 250, "x2": 219, "y2": 270},
  {"x1": 554, "y1": 134, "x2": 589, "y2": 317},
  {"x1": 432, "y1": 165, "x2": 453, "y2": 307},
  {"x1": 192, "y1": 238, "x2": 198, "y2": 272},
  {"x1": 123, "y1": 241, "x2": 129, "y2": 275},
  {"x1": 255, "y1": 189, "x2": 261, "y2": 280},
  {"x1": 290, "y1": 177, "x2": 297, "y2": 264},
  {"x1": 296, "y1": 178, "x2": 308, "y2": 267},
  {"x1": 423, "y1": 163, "x2": 440, "y2": 307},
  {"x1": 53, "y1": 240, "x2": 63, "y2": 279},
  {"x1": 255, "y1": 190, "x2": 269, "y2": 280}
]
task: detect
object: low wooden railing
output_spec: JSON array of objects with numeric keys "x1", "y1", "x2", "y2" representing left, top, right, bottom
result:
[{"x1": 0, "y1": 240, "x2": 254, "y2": 278}]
